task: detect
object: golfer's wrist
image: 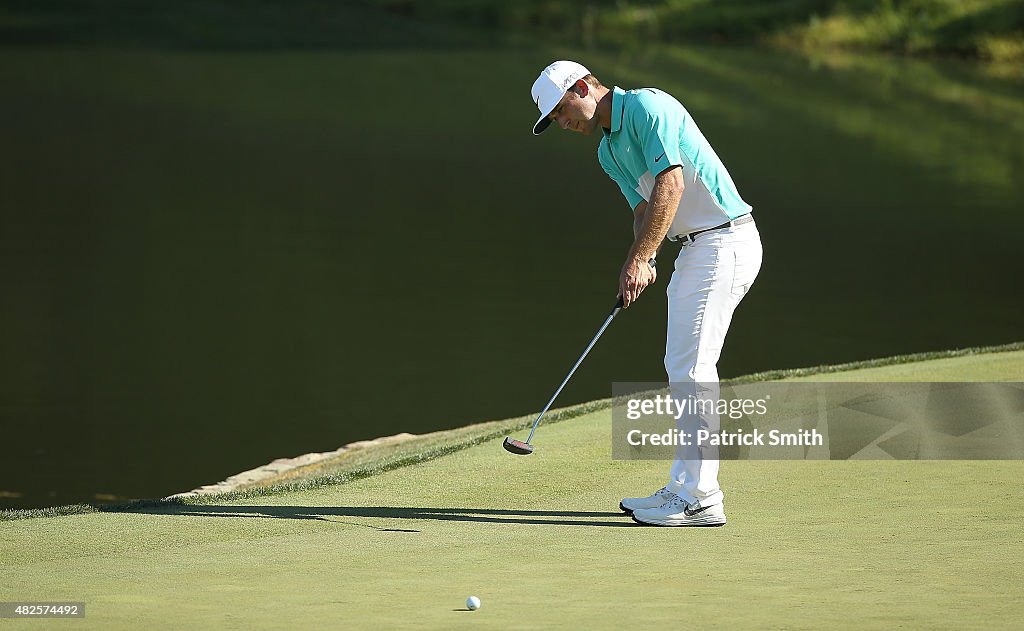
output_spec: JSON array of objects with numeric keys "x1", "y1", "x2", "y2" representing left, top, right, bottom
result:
[
  {"x1": 630, "y1": 255, "x2": 656, "y2": 269},
  {"x1": 625, "y1": 253, "x2": 656, "y2": 275}
]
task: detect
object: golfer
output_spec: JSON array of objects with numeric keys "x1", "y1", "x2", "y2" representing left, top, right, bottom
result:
[{"x1": 530, "y1": 61, "x2": 762, "y2": 527}]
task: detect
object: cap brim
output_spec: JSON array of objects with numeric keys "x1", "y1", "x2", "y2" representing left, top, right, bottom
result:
[{"x1": 533, "y1": 117, "x2": 552, "y2": 135}]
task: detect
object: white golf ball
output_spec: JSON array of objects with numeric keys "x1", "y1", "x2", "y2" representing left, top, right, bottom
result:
[{"x1": 466, "y1": 596, "x2": 481, "y2": 611}]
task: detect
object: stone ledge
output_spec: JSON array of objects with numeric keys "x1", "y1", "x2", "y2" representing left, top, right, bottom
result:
[{"x1": 167, "y1": 432, "x2": 418, "y2": 498}]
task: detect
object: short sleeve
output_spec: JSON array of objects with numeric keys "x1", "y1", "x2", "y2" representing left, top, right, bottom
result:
[
  {"x1": 598, "y1": 145, "x2": 644, "y2": 210},
  {"x1": 626, "y1": 91, "x2": 683, "y2": 178}
]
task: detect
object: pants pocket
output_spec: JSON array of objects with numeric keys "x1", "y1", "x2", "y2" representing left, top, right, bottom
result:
[{"x1": 729, "y1": 239, "x2": 763, "y2": 298}]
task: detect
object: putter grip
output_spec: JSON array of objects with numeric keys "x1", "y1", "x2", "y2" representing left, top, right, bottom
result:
[{"x1": 612, "y1": 296, "x2": 625, "y2": 313}]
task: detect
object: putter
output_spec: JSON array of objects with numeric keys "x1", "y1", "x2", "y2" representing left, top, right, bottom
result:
[{"x1": 503, "y1": 296, "x2": 625, "y2": 455}]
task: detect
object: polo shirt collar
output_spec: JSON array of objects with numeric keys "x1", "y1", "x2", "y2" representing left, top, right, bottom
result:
[{"x1": 604, "y1": 86, "x2": 626, "y2": 136}]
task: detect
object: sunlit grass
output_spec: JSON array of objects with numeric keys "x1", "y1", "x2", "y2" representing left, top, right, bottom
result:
[
  {"x1": 773, "y1": 0, "x2": 1024, "y2": 63},
  {"x1": 2, "y1": 345, "x2": 1023, "y2": 628}
]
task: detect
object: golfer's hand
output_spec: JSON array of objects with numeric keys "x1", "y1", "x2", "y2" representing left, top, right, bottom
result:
[{"x1": 618, "y1": 256, "x2": 656, "y2": 308}]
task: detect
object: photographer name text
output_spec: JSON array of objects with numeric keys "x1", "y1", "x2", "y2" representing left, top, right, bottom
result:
[{"x1": 626, "y1": 428, "x2": 823, "y2": 447}]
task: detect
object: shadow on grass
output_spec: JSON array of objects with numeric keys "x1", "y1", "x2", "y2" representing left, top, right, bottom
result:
[{"x1": 108, "y1": 504, "x2": 635, "y2": 528}]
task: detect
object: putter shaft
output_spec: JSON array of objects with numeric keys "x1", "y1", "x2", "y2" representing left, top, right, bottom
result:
[{"x1": 524, "y1": 297, "x2": 624, "y2": 444}]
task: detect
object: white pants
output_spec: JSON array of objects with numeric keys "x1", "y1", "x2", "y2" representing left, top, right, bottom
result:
[{"x1": 664, "y1": 220, "x2": 762, "y2": 507}]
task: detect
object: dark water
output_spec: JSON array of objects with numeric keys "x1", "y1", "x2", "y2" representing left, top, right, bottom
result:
[{"x1": 2, "y1": 44, "x2": 1022, "y2": 509}]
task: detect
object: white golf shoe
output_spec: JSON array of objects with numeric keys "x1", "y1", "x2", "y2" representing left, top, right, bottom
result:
[
  {"x1": 618, "y1": 486, "x2": 677, "y2": 514},
  {"x1": 630, "y1": 495, "x2": 727, "y2": 527}
]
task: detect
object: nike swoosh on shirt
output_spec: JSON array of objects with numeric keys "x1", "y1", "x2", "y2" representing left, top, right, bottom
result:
[{"x1": 655, "y1": 152, "x2": 666, "y2": 162}]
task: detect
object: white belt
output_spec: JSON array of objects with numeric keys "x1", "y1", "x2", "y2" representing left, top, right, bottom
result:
[{"x1": 670, "y1": 214, "x2": 753, "y2": 244}]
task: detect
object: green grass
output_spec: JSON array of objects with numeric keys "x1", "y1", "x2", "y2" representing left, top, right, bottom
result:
[
  {"x1": 2, "y1": 1, "x2": 1021, "y2": 62},
  {"x1": 355, "y1": 0, "x2": 1024, "y2": 62},
  {"x1": 3, "y1": 346, "x2": 1024, "y2": 628},
  {"x1": 774, "y1": 0, "x2": 1024, "y2": 62},
  {"x1": 739, "y1": 341, "x2": 1024, "y2": 381}
]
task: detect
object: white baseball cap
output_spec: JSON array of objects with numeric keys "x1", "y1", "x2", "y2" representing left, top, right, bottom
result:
[{"x1": 530, "y1": 60, "x2": 590, "y2": 135}]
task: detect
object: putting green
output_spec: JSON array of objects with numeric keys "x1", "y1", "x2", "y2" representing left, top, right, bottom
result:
[{"x1": 4, "y1": 351, "x2": 1024, "y2": 629}]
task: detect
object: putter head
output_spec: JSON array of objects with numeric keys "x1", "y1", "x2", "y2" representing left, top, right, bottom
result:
[{"x1": 502, "y1": 437, "x2": 534, "y2": 456}]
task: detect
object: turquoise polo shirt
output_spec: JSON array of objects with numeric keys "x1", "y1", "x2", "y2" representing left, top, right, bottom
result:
[{"x1": 597, "y1": 86, "x2": 751, "y2": 238}]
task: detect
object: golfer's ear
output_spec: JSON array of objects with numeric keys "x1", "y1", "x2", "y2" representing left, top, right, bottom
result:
[{"x1": 575, "y1": 79, "x2": 589, "y2": 97}]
